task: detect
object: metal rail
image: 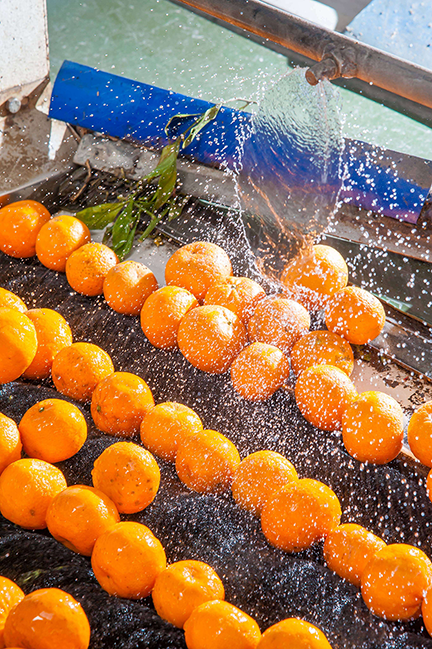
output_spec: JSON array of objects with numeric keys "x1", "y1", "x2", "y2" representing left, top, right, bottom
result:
[{"x1": 174, "y1": 0, "x2": 432, "y2": 111}]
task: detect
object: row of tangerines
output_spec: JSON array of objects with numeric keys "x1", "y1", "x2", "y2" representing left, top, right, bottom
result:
[{"x1": 1, "y1": 200, "x2": 432, "y2": 472}]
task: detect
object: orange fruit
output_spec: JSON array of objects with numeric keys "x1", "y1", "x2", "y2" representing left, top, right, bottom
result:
[
  {"x1": 247, "y1": 297, "x2": 310, "y2": 355},
  {"x1": 323, "y1": 523, "x2": 386, "y2": 587},
  {"x1": 0, "y1": 576, "x2": 24, "y2": 647},
  {"x1": 22, "y1": 308, "x2": 73, "y2": 380},
  {"x1": 0, "y1": 200, "x2": 51, "y2": 258},
  {"x1": 257, "y1": 618, "x2": 332, "y2": 649},
  {"x1": 65, "y1": 242, "x2": 119, "y2": 296},
  {"x1": 0, "y1": 287, "x2": 26, "y2": 312},
  {"x1": 291, "y1": 330, "x2": 354, "y2": 377},
  {"x1": 35, "y1": 214, "x2": 91, "y2": 271},
  {"x1": 52, "y1": 341, "x2": 114, "y2": 402},
  {"x1": 152, "y1": 560, "x2": 225, "y2": 629},
  {"x1": 176, "y1": 429, "x2": 241, "y2": 494},
  {"x1": 91, "y1": 371, "x2": 154, "y2": 436},
  {"x1": 140, "y1": 401, "x2": 203, "y2": 461},
  {"x1": 0, "y1": 308, "x2": 38, "y2": 384},
  {"x1": 184, "y1": 599, "x2": 261, "y2": 649},
  {"x1": 204, "y1": 276, "x2": 265, "y2": 323},
  {"x1": 325, "y1": 286, "x2": 386, "y2": 345},
  {"x1": 0, "y1": 458, "x2": 66, "y2": 529},
  {"x1": 422, "y1": 588, "x2": 432, "y2": 637},
  {"x1": 46, "y1": 484, "x2": 120, "y2": 555},
  {"x1": 361, "y1": 543, "x2": 432, "y2": 621},
  {"x1": 231, "y1": 450, "x2": 298, "y2": 516},
  {"x1": 342, "y1": 391, "x2": 404, "y2": 464},
  {"x1": 427, "y1": 470, "x2": 432, "y2": 503},
  {"x1": 103, "y1": 260, "x2": 158, "y2": 315},
  {"x1": 230, "y1": 342, "x2": 290, "y2": 402},
  {"x1": 4, "y1": 587, "x2": 90, "y2": 649},
  {"x1": 294, "y1": 364, "x2": 358, "y2": 431},
  {"x1": 141, "y1": 286, "x2": 198, "y2": 350},
  {"x1": 280, "y1": 244, "x2": 348, "y2": 311},
  {"x1": 165, "y1": 241, "x2": 232, "y2": 302},
  {"x1": 178, "y1": 305, "x2": 247, "y2": 374},
  {"x1": 91, "y1": 521, "x2": 166, "y2": 599},
  {"x1": 19, "y1": 398, "x2": 87, "y2": 463},
  {"x1": 407, "y1": 401, "x2": 432, "y2": 467},
  {"x1": 261, "y1": 478, "x2": 341, "y2": 553},
  {"x1": 91, "y1": 441, "x2": 160, "y2": 513},
  {"x1": 0, "y1": 413, "x2": 22, "y2": 474}
]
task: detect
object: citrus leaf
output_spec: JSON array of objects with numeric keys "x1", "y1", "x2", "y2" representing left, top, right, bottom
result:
[
  {"x1": 144, "y1": 140, "x2": 180, "y2": 183},
  {"x1": 181, "y1": 104, "x2": 221, "y2": 149},
  {"x1": 76, "y1": 203, "x2": 125, "y2": 229},
  {"x1": 168, "y1": 195, "x2": 190, "y2": 222}
]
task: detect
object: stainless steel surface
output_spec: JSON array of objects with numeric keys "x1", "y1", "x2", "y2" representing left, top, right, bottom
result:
[{"x1": 174, "y1": 0, "x2": 432, "y2": 110}]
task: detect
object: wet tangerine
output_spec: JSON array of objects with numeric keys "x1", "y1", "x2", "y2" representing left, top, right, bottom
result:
[
  {"x1": 247, "y1": 297, "x2": 310, "y2": 355},
  {"x1": 91, "y1": 521, "x2": 166, "y2": 599},
  {"x1": 165, "y1": 241, "x2": 232, "y2": 302},
  {"x1": 19, "y1": 398, "x2": 87, "y2": 463},
  {"x1": 257, "y1": 618, "x2": 332, "y2": 649},
  {"x1": 103, "y1": 260, "x2": 158, "y2": 315},
  {"x1": 35, "y1": 214, "x2": 91, "y2": 271},
  {"x1": 52, "y1": 341, "x2": 114, "y2": 402},
  {"x1": 140, "y1": 401, "x2": 203, "y2": 461},
  {"x1": 0, "y1": 287, "x2": 27, "y2": 312},
  {"x1": 407, "y1": 400, "x2": 432, "y2": 468},
  {"x1": 0, "y1": 576, "x2": 24, "y2": 648},
  {"x1": 22, "y1": 308, "x2": 73, "y2": 380},
  {"x1": 0, "y1": 200, "x2": 51, "y2": 258},
  {"x1": 325, "y1": 286, "x2": 386, "y2": 345},
  {"x1": 140, "y1": 285, "x2": 198, "y2": 350},
  {"x1": 91, "y1": 371, "x2": 154, "y2": 436},
  {"x1": 0, "y1": 308, "x2": 38, "y2": 384},
  {"x1": 0, "y1": 413, "x2": 22, "y2": 475},
  {"x1": 204, "y1": 276, "x2": 265, "y2": 323},
  {"x1": 152, "y1": 560, "x2": 225, "y2": 629},
  {"x1": 291, "y1": 330, "x2": 354, "y2": 377},
  {"x1": 66, "y1": 242, "x2": 118, "y2": 296},
  {"x1": 230, "y1": 342, "x2": 290, "y2": 402},
  {"x1": 184, "y1": 599, "x2": 261, "y2": 649},
  {"x1": 92, "y1": 441, "x2": 160, "y2": 514}
]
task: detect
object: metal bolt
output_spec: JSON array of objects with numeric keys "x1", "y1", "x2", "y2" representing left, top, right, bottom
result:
[{"x1": 6, "y1": 97, "x2": 21, "y2": 114}]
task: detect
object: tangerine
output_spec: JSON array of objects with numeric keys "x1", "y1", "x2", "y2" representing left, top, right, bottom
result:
[
  {"x1": 176, "y1": 429, "x2": 240, "y2": 494},
  {"x1": 230, "y1": 342, "x2": 290, "y2": 402},
  {"x1": 65, "y1": 242, "x2": 118, "y2": 296},
  {"x1": 291, "y1": 330, "x2": 354, "y2": 377},
  {"x1": 247, "y1": 297, "x2": 310, "y2": 355},
  {"x1": 0, "y1": 576, "x2": 24, "y2": 648},
  {"x1": 165, "y1": 241, "x2": 232, "y2": 302},
  {"x1": 294, "y1": 364, "x2": 357, "y2": 431},
  {"x1": 52, "y1": 342, "x2": 114, "y2": 402},
  {"x1": 91, "y1": 521, "x2": 166, "y2": 599},
  {"x1": 325, "y1": 286, "x2": 386, "y2": 345},
  {"x1": 422, "y1": 587, "x2": 432, "y2": 637},
  {"x1": 342, "y1": 391, "x2": 404, "y2": 464},
  {"x1": 184, "y1": 599, "x2": 261, "y2": 649},
  {"x1": 257, "y1": 618, "x2": 332, "y2": 649},
  {"x1": 103, "y1": 260, "x2": 158, "y2": 315},
  {"x1": 140, "y1": 286, "x2": 198, "y2": 350},
  {"x1": 280, "y1": 244, "x2": 348, "y2": 311},
  {"x1": 204, "y1": 276, "x2": 265, "y2": 323},
  {"x1": 177, "y1": 305, "x2": 247, "y2": 374},
  {"x1": 91, "y1": 441, "x2": 160, "y2": 513},
  {"x1": 22, "y1": 308, "x2": 73, "y2": 380},
  {"x1": 0, "y1": 200, "x2": 51, "y2": 258},
  {"x1": 0, "y1": 413, "x2": 22, "y2": 475},
  {"x1": 0, "y1": 308, "x2": 38, "y2": 384},
  {"x1": 361, "y1": 543, "x2": 432, "y2": 621},
  {"x1": 140, "y1": 401, "x2": 203, "y2": 461},
  {"x1": 323, "y1": 523, "x2": 386, "y2": 587},
  {"x1": 152, "y1": 560, "x2": 225, "y2": 629},
  {"x1": 91, "y1": 371, "x2": 154, "y2": 436},
  {"x1": 231, "y1": 450, "x2": 298, "y2": 516},
  {"x1": 19, "y1": 398, "x2": 87, "y2": 463},
  {"x1": 46, "y1": 484, "x2": 120, "y2": 555},
  {"x1": 3, "y1": 587, "x2": 90, "y2": 649},
  {"x1": 407, "y1": 401, "x2": 432, "y2": 467},
  {"x1": 0, "y1": 287, "x2": 26, "y2": 313},
  {"x1": 261, "y1": 478, "x2": 341, "y2": 553},
  {"x1": 35, "y1": 214, "x2": 91, "y2": 271},
  {"x1": 427, "y1": 470, "x2": 432, "y2": 503},
  {"x1": 0, "y1": 458, "x2": 67, "y2": 529}
]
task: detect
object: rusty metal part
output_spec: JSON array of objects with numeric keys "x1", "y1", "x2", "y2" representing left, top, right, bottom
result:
[{"x1": 174, "y1": 0, "x2": 432, "y2": 109}]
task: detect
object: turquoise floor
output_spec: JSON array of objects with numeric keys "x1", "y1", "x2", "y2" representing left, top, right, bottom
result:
[{"x1": 46, "y1": 0, "x2": 432, "y2": 160}]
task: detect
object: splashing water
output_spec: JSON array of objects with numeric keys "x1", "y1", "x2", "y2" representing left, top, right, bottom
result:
[{"x1": 235, "y1": 68, "x2": 344, "y2": 278}]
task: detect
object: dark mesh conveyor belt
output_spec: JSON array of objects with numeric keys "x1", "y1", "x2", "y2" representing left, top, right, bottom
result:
[{"x1": 1, "y1": 251, "x2": 432, "y2": 649}]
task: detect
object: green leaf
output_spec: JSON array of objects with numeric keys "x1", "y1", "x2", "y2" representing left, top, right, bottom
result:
[
  {"x1": 76, "y1": 203, "x2": 125, "y2": 229},
  {"x1": 164, "y1": 112, "x2": 200, "y2": 137},
  {"x1": 144, "y1": 139, "x2": 180, "y2": 183},
  {"x1": 167, "y1": 195, "x2": 190, "y2": 222},
  {"x1": 153, "y1": 165, "x2": 178, "y2": 211},
  {"x1": 181, "y1": 104, "x2": 221, "y2": 149},
  {"x1": 111, "y1": 200, "x2": 137, "y2": 260}
]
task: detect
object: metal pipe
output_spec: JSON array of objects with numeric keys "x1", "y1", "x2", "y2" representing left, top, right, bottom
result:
[{"x1": 175, "y1": 0, "x2": 432, "y2": 111}]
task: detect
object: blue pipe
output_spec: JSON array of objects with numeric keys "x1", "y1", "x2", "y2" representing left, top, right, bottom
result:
[{"x1": 50, "y1": 60, "x2": 431, "y2": 223}]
